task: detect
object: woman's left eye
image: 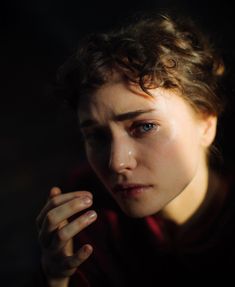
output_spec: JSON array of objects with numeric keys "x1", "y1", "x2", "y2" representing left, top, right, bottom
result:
[{"x1": 131, "y1": 122, "x2": 158, "y2": 136}]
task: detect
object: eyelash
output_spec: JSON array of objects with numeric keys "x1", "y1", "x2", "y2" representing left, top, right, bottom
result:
[
  {"x1": 82, "y1": 121, "x2": 158, "y2": 146},
  {"x1": 130, "y1": 122, "x2": 158, "y2": 137}
]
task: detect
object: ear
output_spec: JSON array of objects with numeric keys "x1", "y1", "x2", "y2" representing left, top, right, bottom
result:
[{"x1": 199, "y1": 115, "x2": 218, "y2": 147}]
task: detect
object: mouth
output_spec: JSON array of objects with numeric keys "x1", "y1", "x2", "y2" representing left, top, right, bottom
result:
[{"x1": 112, "y1": 183, "x2": 153, "y2": 198}]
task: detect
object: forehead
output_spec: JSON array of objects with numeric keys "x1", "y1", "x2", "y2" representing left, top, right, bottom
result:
[
  {"x1": 78, "y1": 80, "x2": 197, "y2": 125},
  {"x1": 79, "y1": 80, "x2": 156, "y2": 113}
]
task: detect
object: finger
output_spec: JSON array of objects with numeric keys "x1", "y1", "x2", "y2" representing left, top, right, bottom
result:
[
  {"x1": 37, "y1": 188, "x2": 92, "y2": 229},
  {"x1": 49, "y1": 186, "x2": 62, "y2": 198},
  {"x1": 49, "y1": 210, "x2": 97, "y2": 252},
  {"x1": 36, "y1": 188, "x2": 92, "y2": 229},
  {"x1": 46, "y1": 244, "x2": 93, "y2": 278},
  {"x1": 62, "y1": 244, "x2": 93, "y2": 270},
  {"x1": 39, "y1": 198, "x2": 96, "y2": 250},
  {"x1": 42, "y1": 195, "x2": 94, "y2": 234}
]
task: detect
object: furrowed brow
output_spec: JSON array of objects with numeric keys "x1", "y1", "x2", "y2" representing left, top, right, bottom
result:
[
  {"x1": 80, "y1": 108, "x2": 156, "y2": 128},
  {"x1": 113, "y1": 109, "x2": 156, "y2": 121}
]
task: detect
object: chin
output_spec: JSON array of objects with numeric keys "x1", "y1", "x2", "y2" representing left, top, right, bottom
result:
[{"x1": 120, "y1": 205, "x2": 162, "y2": 218}]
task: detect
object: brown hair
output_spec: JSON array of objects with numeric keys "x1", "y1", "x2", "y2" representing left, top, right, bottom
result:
[{"x1": 57, "y1": 12, "x2": 225, "y2": 117}]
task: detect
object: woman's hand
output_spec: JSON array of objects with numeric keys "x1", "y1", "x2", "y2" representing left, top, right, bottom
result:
[{"x1": 36, "y1": 187, "x2": 97, "y2": 286}]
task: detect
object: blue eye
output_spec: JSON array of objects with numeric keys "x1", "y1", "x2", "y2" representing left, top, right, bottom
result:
[
  {"x1": 139, "y1": 123, "x2": 156, "y2": 132},
  {"x1": 131, "y1": 122, "x2": 158, "y2": 136}
]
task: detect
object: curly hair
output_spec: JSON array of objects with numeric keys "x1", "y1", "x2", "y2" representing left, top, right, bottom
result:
[{"x1": 57, "y1": 12, "x2": 225, "y2": 117}]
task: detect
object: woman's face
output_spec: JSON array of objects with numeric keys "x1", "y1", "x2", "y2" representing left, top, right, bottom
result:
[{"x1": 78, "y1": 80, "x2": 212, "y2": 218}]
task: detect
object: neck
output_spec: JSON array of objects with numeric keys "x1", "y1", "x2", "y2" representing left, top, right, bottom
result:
[{"x1": 162, "y1": 154, "x2": 209, "y2": 225}]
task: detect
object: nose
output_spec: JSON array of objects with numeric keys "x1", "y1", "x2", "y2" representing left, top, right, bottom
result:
[{"x1": 108, "y1": 136, "x2": 137, "y2": 173}]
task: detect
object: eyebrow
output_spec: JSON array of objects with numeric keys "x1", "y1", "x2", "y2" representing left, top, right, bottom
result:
[{"x1": 80, "y1": 108, "x2": 156, "y2": 129}]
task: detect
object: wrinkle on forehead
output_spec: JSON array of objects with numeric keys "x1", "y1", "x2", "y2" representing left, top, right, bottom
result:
[
  {"x1": 78, "y1": 82, "x2": 190, "y2": 130},
  {"x1": 80, "y1": 85, "x2": 157, "y2": 114}
]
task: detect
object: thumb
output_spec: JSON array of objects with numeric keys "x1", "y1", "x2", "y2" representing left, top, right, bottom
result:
[{"x1": 50, "y1": 186, "x2": 62, "y2": 198}]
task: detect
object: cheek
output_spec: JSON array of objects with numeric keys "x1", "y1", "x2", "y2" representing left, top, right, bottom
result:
[
  {"x1": 161, "y1": 140, "x2": 199, "y2": 178},
  {"x1": 141, "y1": 127, "x2": 201, "y2": 188}
]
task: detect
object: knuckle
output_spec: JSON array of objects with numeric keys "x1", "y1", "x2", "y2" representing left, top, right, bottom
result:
[
  {"x1": 50, "y1": 197, "x2": 59, "y2": 207},
  {"x1": 46, "y1": 211, "x2": 56, "y2": 226},
  {"x1": 68, "y1": 199, "x2": 80, "y2": 210},
  {"x1": 75, "y1": 216, "x2": 87, "y2": 230},
  {"x1": 77, "y1": 216, "x2": 85, "y2": 225},
  {"x1": 57, "y1": 229, "x2": 68, "y2": 242}
]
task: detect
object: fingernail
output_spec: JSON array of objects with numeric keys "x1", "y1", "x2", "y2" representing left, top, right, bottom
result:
[
  {"x1": 83, "y1": 196, "x2": 92, "y2": 204},
  {"x1": 86, "y1": 210, "x2": 97, "y2": 219},
  {"x1": 83, "y1": 244, "x2": 93, "y2": 255}
]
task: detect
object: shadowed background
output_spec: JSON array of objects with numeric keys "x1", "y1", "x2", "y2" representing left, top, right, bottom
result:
[{"x1": 1, "y1": 1, "x2": 235, "y2": 286}]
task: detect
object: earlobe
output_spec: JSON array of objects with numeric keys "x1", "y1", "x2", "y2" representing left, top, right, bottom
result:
[{"x1": 200, "y1": 115, "x2": 217, "y2": 147}]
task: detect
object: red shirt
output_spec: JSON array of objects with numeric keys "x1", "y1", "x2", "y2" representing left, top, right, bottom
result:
[{"x1": 68, "y1": 164, "x2": 235, "y2": 286}]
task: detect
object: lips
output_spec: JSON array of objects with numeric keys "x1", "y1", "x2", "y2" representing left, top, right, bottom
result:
[{"x1": 112, "y1": 183, "x2": 153, "y2": 198}]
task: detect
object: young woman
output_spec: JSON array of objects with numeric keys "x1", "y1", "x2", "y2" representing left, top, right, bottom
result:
[{"x1": 36, "y1": 12, "x2": 235, "y2": 286}]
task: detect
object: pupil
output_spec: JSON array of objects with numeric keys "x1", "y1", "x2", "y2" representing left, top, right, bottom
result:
[{"x1": 144, "y1": 123, "x2": 152, "y2": 131}]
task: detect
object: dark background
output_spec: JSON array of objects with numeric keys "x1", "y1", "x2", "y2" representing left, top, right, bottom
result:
[{"x1": 1, "y1": 1, "x2": 235, "y2": 286}]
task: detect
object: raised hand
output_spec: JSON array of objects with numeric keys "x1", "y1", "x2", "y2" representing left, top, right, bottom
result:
[{"x1": 36, "y1": 187, "x2": 97, "y2": 286}]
